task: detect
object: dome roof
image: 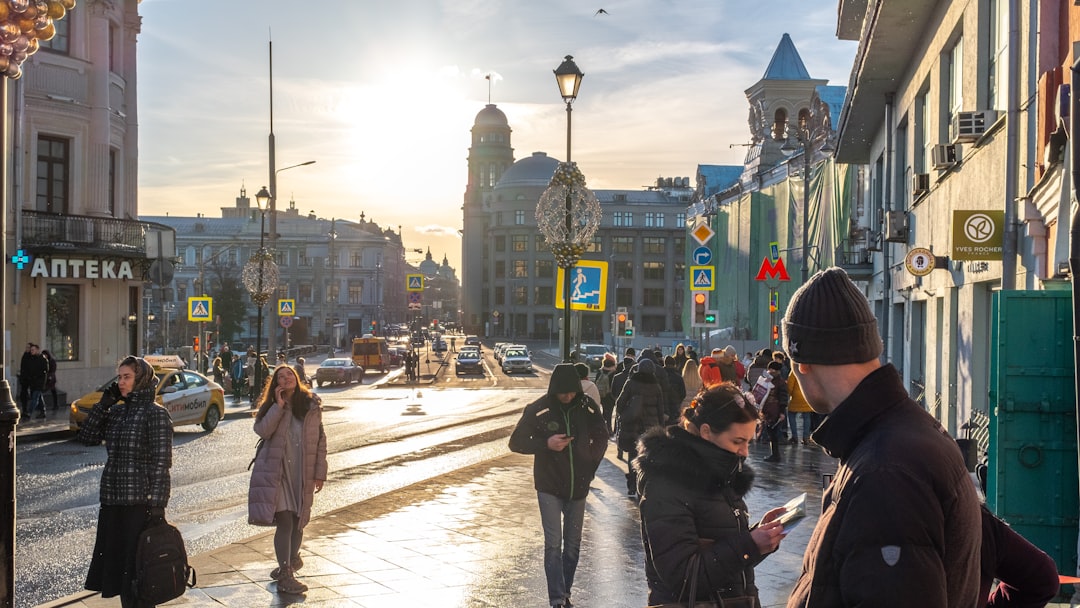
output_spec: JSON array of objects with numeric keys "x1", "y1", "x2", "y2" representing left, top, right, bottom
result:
[
  {"x1": 496, "y1": 152, "x2": 559, "y2": 189},
  {"x1": 474, "y1": 104, "x2": 508, "y2": 127}
]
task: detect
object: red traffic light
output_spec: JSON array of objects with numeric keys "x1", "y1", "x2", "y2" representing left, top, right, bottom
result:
[
  {"x1": 193, "y1": 336, "x2": 200, "y2": 353},
  {"x1": 693, "y1": 292, "x2": 706, "y2": 305},
  {"x1": 617, "y1": 313, "x2": 627, "y2": 323}
]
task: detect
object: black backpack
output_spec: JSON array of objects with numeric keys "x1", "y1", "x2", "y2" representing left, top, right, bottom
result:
[{"x1": 133, "y1": 519, "x2": 197, "y2": 604}]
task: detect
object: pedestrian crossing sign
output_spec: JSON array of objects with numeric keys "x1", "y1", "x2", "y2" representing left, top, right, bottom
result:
[
  {"x1": 188, "y1": 296, "x2": 212, "y2": 322},
  {"x1": 689, "y1": 266, "x2": 715, "y2": 291},
  {"x1": 406, "y1": 274, "x2": 424, "y2": 292},
  {"x1": 278, "y1": 299, "x2": 295, "y2": 316},
  {"x1": 555, "y1": 260, "x2": 608, "y2": 311}
]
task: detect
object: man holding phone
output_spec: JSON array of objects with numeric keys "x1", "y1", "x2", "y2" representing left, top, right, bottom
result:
[{"x1": 509, "y1": 363, "x2": 609, "y2": 608}]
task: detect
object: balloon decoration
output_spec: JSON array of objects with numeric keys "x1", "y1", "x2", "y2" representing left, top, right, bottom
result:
[{"x1": 0, "y1": 0, "x2": 75, "y2": 79}]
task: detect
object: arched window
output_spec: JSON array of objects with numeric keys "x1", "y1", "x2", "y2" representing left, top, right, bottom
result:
[
  {"x1": 798, "y1": 108, "x2": 811, "y2": 132},
  {"x1": 772, "y1": 108, "x2": 788, "y2": 141}
]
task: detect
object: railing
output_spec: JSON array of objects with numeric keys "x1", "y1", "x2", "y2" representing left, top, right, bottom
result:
[
  {"x1": 21, "y1": 210, "x2": 174, "y2": 257},
  {"x1": 834, "y1": 237, "x2": 874, "y2": 281}
]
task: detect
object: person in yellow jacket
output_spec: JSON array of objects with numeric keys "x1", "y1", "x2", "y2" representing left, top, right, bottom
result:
[{"x1": 787, "y1": 372, "x2": 816, "y2": 444}]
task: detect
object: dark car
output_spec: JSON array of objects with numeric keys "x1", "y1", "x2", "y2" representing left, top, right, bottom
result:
[
  {"x1": 464, "y1": 335, "x2": 482, "y2": 351},
  {"x1": 455, "y1": 350, "x2": 484, "y2": 375},
  {"x1": 315, "y1": 358, "x2": 364, "y2": 386}
]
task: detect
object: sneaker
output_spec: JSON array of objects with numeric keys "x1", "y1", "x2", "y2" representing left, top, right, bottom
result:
[
  {"x1": 801, "y1": 439, "x2": 811, "y2": 445},
  {"x1": 788, "y1": 437, "x2": 799, "y2": 445},
  {"x1": 270, "y1": 555, "x2": 303, "y2": 580},
  {"x1": 764, "y1": 454, "x2": 781, "y2": 462}
]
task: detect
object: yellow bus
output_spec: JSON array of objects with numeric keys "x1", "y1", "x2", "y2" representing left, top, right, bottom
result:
[{"x1": 351, "y1": 335, "x2": 390, "y2": 373}]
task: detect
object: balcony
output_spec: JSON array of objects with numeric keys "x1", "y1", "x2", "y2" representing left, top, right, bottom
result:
[
  {"x1": 835, "y1": 237, "x2": 874, "y2": 282},
  {"x1": 21, "y1": 210, "x2": 174, "y2": 258}
]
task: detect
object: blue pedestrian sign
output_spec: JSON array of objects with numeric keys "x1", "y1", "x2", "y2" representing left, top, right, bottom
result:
[
  {"x1": 692, "y1": 246, "x2": 713, "y2": 265},
  {"x1": 556, "y1": 260, "x2": 608, "y2": 311},
  {"x1": 406, "y1": 274, "x2": 424, "y2": 292},
  {"x1": 188, "y1": 297, "x2": 212, "y2": 322},
  {"x1": 278, "y1": 299, "x2": 295, "y2": 316},
  {"x1": 689, "y1": 265, "x2": 715, "y2": 291}
]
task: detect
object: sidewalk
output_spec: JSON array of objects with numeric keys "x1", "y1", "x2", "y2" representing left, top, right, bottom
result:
[{"x1": 42, "y1": 439, "x2": 847, "y2": 608}]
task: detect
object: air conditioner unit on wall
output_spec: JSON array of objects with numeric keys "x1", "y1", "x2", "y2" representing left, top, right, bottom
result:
[
  {"x1": 951, "y1": 110, "x2": 997, "y2": 143},
  {"x1": 931, "y1": 144, "x2": 958, "y2": 170},
  {"x1": 912, "y1": 173, "x2": 930, "y2": 197},
  {"x1": 884, "y1": 211, "x2": 908, "y2": 243}
]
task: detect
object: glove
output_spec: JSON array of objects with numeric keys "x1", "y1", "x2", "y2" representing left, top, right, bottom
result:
[
  {"x1": 99, "y1": 382, "x2": 122, "y2": 408},
  {"x1": 147, "y1": 506, "x2": 166, "y2": 524}
]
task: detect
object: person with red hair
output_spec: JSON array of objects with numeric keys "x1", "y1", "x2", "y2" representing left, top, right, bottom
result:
[{"x1": 697, "y1": 356, "x2": 723, "y2": 388}]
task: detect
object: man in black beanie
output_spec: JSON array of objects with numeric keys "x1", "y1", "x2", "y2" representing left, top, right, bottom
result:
[
  {"x1": 783, "y1": 268, "x2": 980, "y2": 608},
  {"x1": 509, "y1": 363, "x2": 608, "y2": 608}
]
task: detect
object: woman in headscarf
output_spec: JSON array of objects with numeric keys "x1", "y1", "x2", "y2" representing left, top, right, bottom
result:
[{"x1": 79, "y1": 356, "x2": 172, "y2": 608}]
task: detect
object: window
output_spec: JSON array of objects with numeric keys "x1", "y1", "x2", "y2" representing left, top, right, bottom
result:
[
  {"x1": 674, "y1": 262, "x2": 686, "y2": 277},
  {"x1": 612, "y1": 237, "x2": 634, "y2": 253},
  {"x1": 914, "y1": 87, "x2": 929, "y2": 174},
  {"x1": 614, "y1": 193, "x2": 627, "y2": 202},
  {"x1": 46, "y1": 284, "x2": 79, "y2": 360},
  {"x1": 298, "y1": 250, "x2": 311, "y2": 267},
  {"x1": 585, "y1": 236, "x2": 602, "y2": 253},
  {"x1": 349, "y1": 283, "x2": 363, "y2": 304},
  {"x1": 643, "y1": 288, "x2": 665, "y2": 307},
  {"x1": 536, "y1": 259, "x2": 554, "y2": 278},
  {"x1": 945, "y1": 36, "x2": 963, "y2": 140},
  {"x1": 613, "y1": 261, "x2": 634, "y2": 280},
  {"x1": 676, "y1": 213, "x2": 686, "y2": 226},
  {"x1": 535, "y1": 286, "x2": 553, "y2": 307},
  {"x1": 645, "y1": 212, "x2": 660, "y2": 227},
  {"x1": 40, "y1": 12, "x2": 70, "y2": 54},
  {"x1": 108, "y1": 149, "x2": 118, "y2": 216},
  {"x1": 655, "y1": 213, "x2": 665, "y2": 228},
  {"x1": 536, "y1": 235, "x2": 549, "y2": 251},
  {"x1": 326, "y1": 283, "x2": 339, "y2": 303},
  {"x1": 987, "y1": 0, "x2": 1007, "y2": 111},
  {"x1": 512, "y1": 284, "x2": 527, "y2": 305},
  {"x1": 641, "y1": 314, "x2": 667, "y2": 333},
  {"x1": 773, "y1": 108, "x2": 788, "y2": 141},
  {"x1": 274, "y1": 250, "x2": 287, "y2": 266},
  {"x1": 615, "y1": 287, "x2": 633, "y2": 308},
  {"x1": 643, "y1": 262, "x2": 665, "y2": 280},
  {"x1": 36, "y1": 135, "x2": 69, "y2": 214},
  {"x1": 512, "y1": 260, "x2": 528, "y2": 278},
  {"x1": 643, "y1": 237, "x2": 666, "y2": 254},
  {"x1": 276, "y1": 285, "x2": 289, "y2": 300},
  {"x1": 613, "y1": 211, "x2": 634, "y2": 227},
  {"x1": 515, "y1": 210, "x2": 525, "y2": 225},
  {"x1": 495, "y1": 260, "x2": 505, "y2": 278},
  {"x1": 495, "y1": 286, "x2": 505, "y2": 304},
  {"x1": 300, "y1": 283, "x2": 313, "y2": 303},
  {"x1": 351, "y1": 251, "x2": 363, "y2": 267},
  {"x1": 512, "y1": 235, "x2": 528, "y2": 252},
  {"x1": 494, "y1": 236, "x2": 506, "y2": 252},
  {"x1": 674, "y1": 237, "x2": 685, "y2": 256}
]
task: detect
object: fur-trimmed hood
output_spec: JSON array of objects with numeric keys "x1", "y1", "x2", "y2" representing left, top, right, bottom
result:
[{"x1": 635, "y1": 425, "x2": 754, "y2": 496}]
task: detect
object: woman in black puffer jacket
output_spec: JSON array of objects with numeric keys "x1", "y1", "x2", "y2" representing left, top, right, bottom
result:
[{"x1": 635, "y1": 383, "x2": 786, "y2": 607}]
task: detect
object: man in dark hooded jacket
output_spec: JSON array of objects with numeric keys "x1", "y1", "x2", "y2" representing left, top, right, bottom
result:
[{"x1": 509, "y1": 363, "x2": 608, "y2": 608}]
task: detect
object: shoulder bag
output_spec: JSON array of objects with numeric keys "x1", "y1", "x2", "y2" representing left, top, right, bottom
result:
[{"x1": 648, "y1": 553, "x2": 759, "y2": 608}]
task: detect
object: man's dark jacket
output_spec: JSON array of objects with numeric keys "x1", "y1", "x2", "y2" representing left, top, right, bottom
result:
[
  {"x1": 786, "y1": 364, "x2": 981, "y2": 608},
  {"x1": 508, "y1": 391, "x2": 608, "y2": 500}
]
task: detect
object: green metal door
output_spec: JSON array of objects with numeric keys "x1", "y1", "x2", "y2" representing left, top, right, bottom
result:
[{"x1": 988, "y1": 288, "x2": 1078, "y2": 575}]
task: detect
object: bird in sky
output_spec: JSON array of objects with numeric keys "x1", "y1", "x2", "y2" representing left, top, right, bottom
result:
[{"x1": 595, "y1": 8, "x2": 608, "y2": 15}]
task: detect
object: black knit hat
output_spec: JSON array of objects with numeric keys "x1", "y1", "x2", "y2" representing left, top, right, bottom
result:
[
  {"x1": 549, "y1": 363, "x2": 582, "y2": 395},
  {"x1": 782, "y1": 267, "x2": 883, "y2": 365}
]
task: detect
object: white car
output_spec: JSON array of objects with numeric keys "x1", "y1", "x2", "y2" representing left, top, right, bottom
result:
[{"x1": 501, "y1": 347, "x2": 533, "y2": 374}]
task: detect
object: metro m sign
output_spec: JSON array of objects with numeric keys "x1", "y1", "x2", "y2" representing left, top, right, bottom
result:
[{"x1": 755, "y1": 257, "x2": 791, "y2": 281}]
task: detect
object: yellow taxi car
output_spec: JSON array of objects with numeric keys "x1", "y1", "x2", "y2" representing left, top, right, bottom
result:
[{"x1": 69, "y1": 355, "x2": 226, "y2": 432}]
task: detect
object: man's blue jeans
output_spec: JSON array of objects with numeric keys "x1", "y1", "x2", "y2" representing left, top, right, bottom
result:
[
  {"x1": 537, "y1": 491, "x2": 586, "y2": 606},
  {"x1": 27, "y1": 389, "x2": 45, "y2": 417},
  {"x1": 790, "y1": 412, "x2": 814, "y2": 441}
]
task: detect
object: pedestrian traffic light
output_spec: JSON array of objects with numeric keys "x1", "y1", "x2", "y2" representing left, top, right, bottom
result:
[
  {"x1": 193, "y1": 336, "x2": 200, "y2": 353},
  {"x1": 693, "y1": 292, "x2": 707, "y2": 325},
  {"x1": 772, "y1": 324, "x2": 780, "y2": 346}
]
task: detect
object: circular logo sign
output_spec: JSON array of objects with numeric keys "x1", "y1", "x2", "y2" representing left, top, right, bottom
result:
[
  {"x1": 905, "y1": 247, "x2": 935, "y2": 277},
  {"x1": 963, "y1": 213, "x2": 996, "y2": 243},
  {"x1": 280, "y1": 316, "x2": 294, "y2": 328}
]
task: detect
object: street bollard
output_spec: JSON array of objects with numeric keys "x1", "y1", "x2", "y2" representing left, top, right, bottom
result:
[{"x1": 0, "y1": 376, "x2": 19, "y2": 608}]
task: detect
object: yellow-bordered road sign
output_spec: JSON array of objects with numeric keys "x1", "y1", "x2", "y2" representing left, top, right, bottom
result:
[
  {"x1": 278, "y1": 299, "x2": 295, "y2": 316},
  {"x1": 188, "y1": 297, "x2": 212, "y2": 322},
  {"x1": 406, "y1": 274, "x2": 424, "y2": 292},
  {"x1": 556, "y1": 260, "x2": 608, "y2": 311}
]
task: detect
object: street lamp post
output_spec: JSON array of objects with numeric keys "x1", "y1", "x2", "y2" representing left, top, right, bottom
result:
[
  {"x1": 782, "y1": 125, "x2": 813, "y2": 283},
  {"x1": 243, "y1": 187, "x2": 280, "y2": 404},
  {"x1": 536, "y1": 55, "x2": 601, "y2": 362},
  {"x1": 266, "y1": 160, "x2": 316, "y2": 358}
]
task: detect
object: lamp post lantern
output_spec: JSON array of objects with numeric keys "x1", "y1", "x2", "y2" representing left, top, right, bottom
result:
[
  {"x1": 537, "y1": 55, "x2": 601, "y2": 362},
  {"x1": 243, "y1": 187, "x2": 280, "y2": 404}
]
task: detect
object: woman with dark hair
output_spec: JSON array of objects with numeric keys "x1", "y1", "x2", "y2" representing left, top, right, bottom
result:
[
  {"x1": 635, "y1": 383, "x2": 787, "y2": 607},
  {"x1": 78, "y1": 356, "x2": 172, "y2": 608},
  {"x1": 247, "y1": 365, "x2": 327, "y2": 595}
]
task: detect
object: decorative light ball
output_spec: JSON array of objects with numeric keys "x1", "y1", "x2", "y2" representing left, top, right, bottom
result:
[
  {"x1": 11, "y1": 34, "x2": 27, "y2": 52},
  {"x1": 535, "y1": 161, "x2": 602, "y2": 262},
  {"x1": 9, "y1": 0, "x2": 29, "y2": 14},
  {"x1": 45, "y1": 0, "x2": 61, "y2": 19},
  {"x1": 0, "y1": 3, "x2": 8, "y2": 21},
  {"x1": 58, "y1": 0, "x2": 73, "y2": 9},
  {"x1": 34, "y1": 20, "x2": 51, "y2": 40},
  {"x1": 242, "y1": 250, "x2": 280, "y2": 306}
]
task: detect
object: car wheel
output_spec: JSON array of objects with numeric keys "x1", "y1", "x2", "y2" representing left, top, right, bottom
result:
[
  {"x1": 201, "y1": 405, "x2": 221, "y2": 432},
  {"x1": 317, "y1": 380, "x2": 324, "y2": 387}
]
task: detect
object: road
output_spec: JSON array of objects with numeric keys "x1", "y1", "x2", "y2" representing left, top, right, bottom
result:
[{"x1": 14, "y1": 347, "x2": 554, "y2": 608}]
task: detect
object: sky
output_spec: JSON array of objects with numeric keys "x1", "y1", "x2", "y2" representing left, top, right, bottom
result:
[{"x1": 135, "y1": 0, "x2": 857, "y2": 271}]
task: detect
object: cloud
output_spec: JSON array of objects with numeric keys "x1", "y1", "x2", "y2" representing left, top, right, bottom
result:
[{"x1": 414, "y1": 224, "x2": 463, "y2": 238}]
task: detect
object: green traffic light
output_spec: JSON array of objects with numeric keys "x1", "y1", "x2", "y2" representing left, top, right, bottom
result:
[
  {"x1": 624, "y1": 329, "x2": 633, "y2": 336},
  {"x1": 704, "y1": 314, "x2": 716, "y2": 323}
]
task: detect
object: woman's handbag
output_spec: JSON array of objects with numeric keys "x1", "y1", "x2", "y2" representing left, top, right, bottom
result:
[{"x1": 648, "y1": 553, "x2": 759, "y2": 608}]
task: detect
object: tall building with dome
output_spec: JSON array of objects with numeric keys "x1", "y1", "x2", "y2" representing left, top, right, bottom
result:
[{"x1": 460, "y1": 104, "x2": 692, "y2": 345}]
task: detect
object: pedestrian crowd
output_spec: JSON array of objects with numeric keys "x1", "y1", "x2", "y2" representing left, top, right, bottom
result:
[{"x1": 511, "y1": 266, "x2": 1062, "y2": 608}]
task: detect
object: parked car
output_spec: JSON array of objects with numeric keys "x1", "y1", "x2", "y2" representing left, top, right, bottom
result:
[
  {"x1": 501, "y1": 347, "x2": 534, "y2": 374},
  {"x1": 315, "y1": 358, "x2": 365, "y2": 386},
  {"x1": 576, "y1": 343, "x2": 613, "y2": 371},
  {"x1": 69, "y1": 355, "x2": 225, "y2": 432},
  {"x1": 455, "y1": 349, "x2": 484, "y2": 375}
]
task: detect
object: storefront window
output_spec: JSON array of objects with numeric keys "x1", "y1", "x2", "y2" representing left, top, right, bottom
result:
[{"x1": 46, "y1": 284, "x2": 79, "y2": 360}]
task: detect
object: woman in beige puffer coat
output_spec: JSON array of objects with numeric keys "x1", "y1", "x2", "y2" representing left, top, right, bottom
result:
[{"x1": 248, "y1": 364, "x2": 327, "y2": 595}]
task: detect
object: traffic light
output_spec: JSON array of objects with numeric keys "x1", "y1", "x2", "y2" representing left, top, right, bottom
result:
[
  {"x1": 616, "y1": 311, "x2": 627, "y2": 336},
  {"x1": 693, "y1": 292, "x2": 707, "y2": 325},
  {"x1": 193, "y1": 336, "x2": 200, "y2": 353},
  {"x1": 704, "y1": 311, "x2": 717, "y2": 325},
  {"x1": 624, "y1": 318, "x2": 634, "y2": 336},
  {"x1": 772, "y1": 324, "x2": 780, "y2": 346},
  {"x1": 370, "y1": 320, "x2": 377, "y2": 333},
  {"x1": 769, "y1": 291, "x2": 779, "y2": 312},
  {"x1": 432, "y1": 319, "x2": 439, "y2": 330}
]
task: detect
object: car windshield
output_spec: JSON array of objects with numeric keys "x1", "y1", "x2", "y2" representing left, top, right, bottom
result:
[
  {"x1": 324, "y1": 360, "x2": 346, "y2": 367},
  {"x1": 583, "y1": 346, "x2": 607, "y2": 355},
  {"x1": 505, "y1": 350, "x2": 526, "y2": 357}
]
